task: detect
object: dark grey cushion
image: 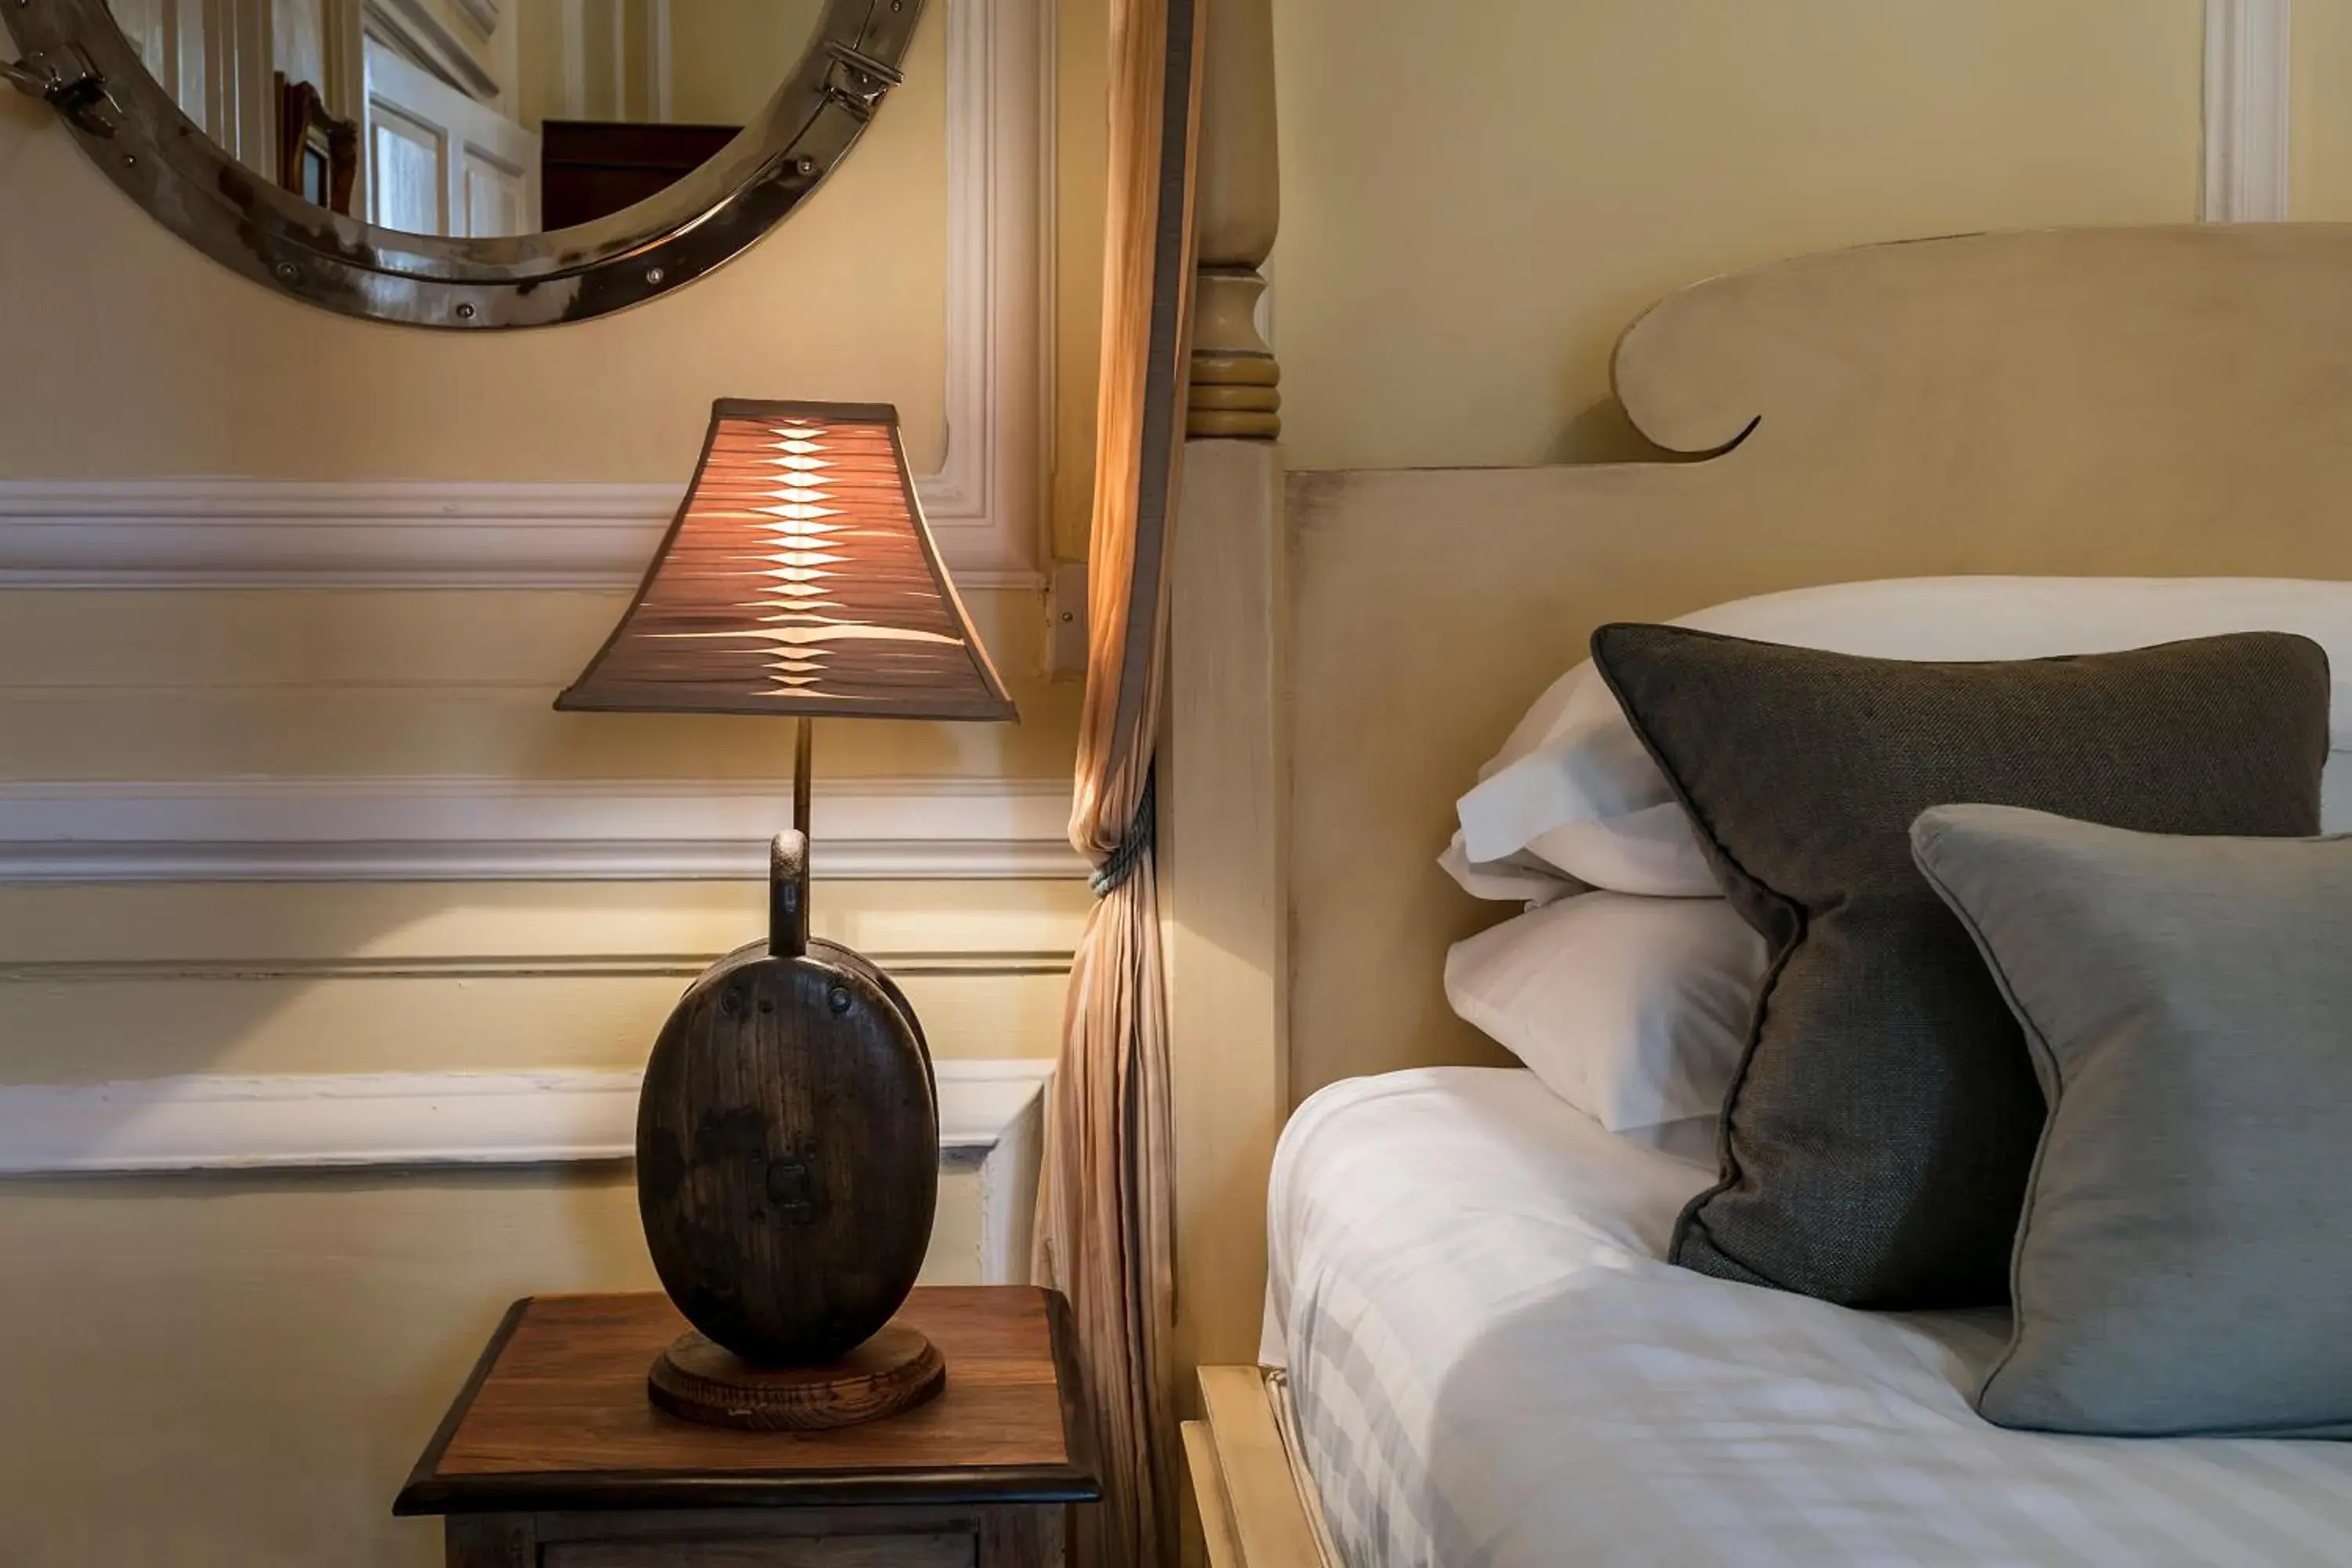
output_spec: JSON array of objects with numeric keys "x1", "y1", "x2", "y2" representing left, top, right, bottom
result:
[
  {"x1": 1912, "y1": 804, "x2": 2352, "y2": 1436},
  {"x1": 1590, "y1": 625, "x2": 2331, "y2": 1307}
]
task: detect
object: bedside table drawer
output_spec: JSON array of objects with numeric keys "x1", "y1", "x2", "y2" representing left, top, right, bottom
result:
[
  {"x1": 449, "y1": 1506, "x2": 1065, "y2": 1568},
  {"x1": 547, "y1": 1530, "x2": 975, "y2": 1567}
]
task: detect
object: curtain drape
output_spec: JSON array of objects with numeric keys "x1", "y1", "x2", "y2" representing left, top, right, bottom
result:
[{"x1": 1032, "y1": 0, "x2": 1204, "y2": 1564}]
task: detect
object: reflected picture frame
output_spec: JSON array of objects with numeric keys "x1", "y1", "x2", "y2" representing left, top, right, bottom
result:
[{"x1": 274, "y1": 74, "x2": 357, "y2": 217}]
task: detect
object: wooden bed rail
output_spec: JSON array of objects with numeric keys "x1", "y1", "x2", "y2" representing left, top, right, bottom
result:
[{"x1": 1185, "y1": 1367, "x2": 1330, "y2": 1568}]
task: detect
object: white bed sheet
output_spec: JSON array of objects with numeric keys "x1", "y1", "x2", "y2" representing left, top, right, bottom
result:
[{"x1": 1265, "y1": 1067, "x2": 2352, "y2": 1568}]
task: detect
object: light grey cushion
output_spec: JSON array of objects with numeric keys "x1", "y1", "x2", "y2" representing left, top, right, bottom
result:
[{"x1": 1911, "y1": 803, "x2": 2352, "y2": 1438}]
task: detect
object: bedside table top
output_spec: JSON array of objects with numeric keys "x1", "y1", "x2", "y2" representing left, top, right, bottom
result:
[{"x1": 397, "y1": 1286, "x2": 1101, "y2": 1515}]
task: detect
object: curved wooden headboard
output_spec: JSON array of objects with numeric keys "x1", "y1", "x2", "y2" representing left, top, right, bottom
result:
[{"x1": 1287, "y1": 223, "x2": 2352, "y2": 1100}]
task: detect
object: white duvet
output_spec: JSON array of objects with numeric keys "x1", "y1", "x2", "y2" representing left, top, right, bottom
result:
[{"x1": 1264, "y1": 1068, "x2": 2352, "y2": 1568}]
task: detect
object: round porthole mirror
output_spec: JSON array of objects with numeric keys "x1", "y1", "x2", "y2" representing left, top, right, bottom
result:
[{"x1": 1, "y1": 0, "x2": 920, "y2": 328}]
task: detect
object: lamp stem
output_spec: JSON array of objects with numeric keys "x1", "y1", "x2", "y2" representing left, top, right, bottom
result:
[
  {"x1": 793, "y1": 717, "x2": 813, "y2": 841},
  {"x1": 769, "y1": 719, "x2": 815, "y2": 960}
]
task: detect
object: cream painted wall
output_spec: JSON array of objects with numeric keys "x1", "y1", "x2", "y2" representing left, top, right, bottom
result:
[
  {"x1": 0, "y1": 862, "x2": 1083, "y2": 1564},
  {"x1": 1270, "y1": 0, "x2": 2209, "y2": 471},
  {"x1": 0, "y1": 1162, "x2": 998, "y2": 1566},
  {"x1": 0, "y1": 2, "x2": 1090, "y2": 1560},
  {"x1": 0, "y1": 586, "x2": 1077, "y2": 780},
  {"x1": 2294, "y1": 0, "x2": 2352, "y2": 216},
  {"x1": 0, "y1": 1173, "x2": 661, "y2": 1568},
  {"x1": 0, "y1": 878, "x2": 1091, "y2": 1081}
]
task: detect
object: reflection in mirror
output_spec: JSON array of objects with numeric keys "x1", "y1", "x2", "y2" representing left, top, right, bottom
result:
[{"x1": 105, "y1": 0, "x2": 826, "y2": 238}]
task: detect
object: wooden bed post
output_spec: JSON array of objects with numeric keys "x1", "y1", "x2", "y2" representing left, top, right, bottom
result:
[
  {"x1": 1165, "y1": 0, "x2": 1286, "y2": 1446},
  {"x1": 1186, "y1": 0, "x2": 1280, "y2": 442}
]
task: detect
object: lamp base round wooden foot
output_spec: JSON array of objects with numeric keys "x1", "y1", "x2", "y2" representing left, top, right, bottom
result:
[{"x1": 648, "y1": 1322, "x2": 946, "y2": 1432}]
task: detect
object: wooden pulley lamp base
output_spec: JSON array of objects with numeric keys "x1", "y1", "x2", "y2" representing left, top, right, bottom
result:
[{"x1": 649, "y1": 1320, "x2": 947, "y2": 1432}]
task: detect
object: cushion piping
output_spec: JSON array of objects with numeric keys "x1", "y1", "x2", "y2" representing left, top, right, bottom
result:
[
  {"x1": 1588, "y1": 622, "x2": 1799, "y2": 1284},
  {"x1": 1906, "y1": 811, "x2": 2067, "y2": 1412}
]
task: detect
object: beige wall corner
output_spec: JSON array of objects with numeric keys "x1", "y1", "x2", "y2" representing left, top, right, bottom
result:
[{"x1": 1163, "y1": 437, "x2": 1288, "y2": 1395}]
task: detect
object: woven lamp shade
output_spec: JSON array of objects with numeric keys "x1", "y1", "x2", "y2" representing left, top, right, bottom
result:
[{"x1": 557, "y1": 400, "x2": 1016, "y2": 722}]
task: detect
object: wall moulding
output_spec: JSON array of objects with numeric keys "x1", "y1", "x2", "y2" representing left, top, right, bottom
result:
[
  {"x1": 0, "y1": 480, "x2": 1042, "y2": 592},
  {"x1": 2204, "y1": 0, "x2": 2292, "y2": 222},
  {"x1": 0, "y1": 949, "x2": 1076, "y2": 985},
  {"x1": 0, "y1": 1059, "x2": 1054, "y2": 1281},
  {"x1": 0, "y1": 1059, "x2": 1049, "y2": 1171},
  {"x1": 0, "y1": 775, "x2": 1086, "y2": 883},
  {"x1": 0, "y1": 0, "x2": 1050, "y2": 588}
]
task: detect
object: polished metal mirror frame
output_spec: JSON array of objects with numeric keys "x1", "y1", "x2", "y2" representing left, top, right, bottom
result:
[{"x1": 2, "y1": 0, "x2": 921, "y2": 328}]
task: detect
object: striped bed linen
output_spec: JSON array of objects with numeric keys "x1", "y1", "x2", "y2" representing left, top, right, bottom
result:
[{"x1": 1261, "y1": 1067, "x2": 2352, "y2": 1567}]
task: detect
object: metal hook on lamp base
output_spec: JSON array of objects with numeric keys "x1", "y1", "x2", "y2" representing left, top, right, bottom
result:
[{"x1": 768, "y1": 718, "x2": 815, "y2": 960}]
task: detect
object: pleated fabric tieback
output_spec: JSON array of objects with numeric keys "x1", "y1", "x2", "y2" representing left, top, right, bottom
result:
[{"x1": 1090, "y1": 772, "x2": 1156, "y2": 897}]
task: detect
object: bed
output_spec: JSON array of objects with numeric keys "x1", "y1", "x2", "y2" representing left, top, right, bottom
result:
[
  {"x1": 1173, "y1": 224, "x2": 2352, "y2": 1568},
  {"x1": 1264, "y1": 1068, "x2": 2352, "y2": 1567}
]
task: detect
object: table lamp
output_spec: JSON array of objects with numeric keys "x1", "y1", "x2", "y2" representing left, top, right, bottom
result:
[{"x1": 557, "y1": 398, "x2": 1015, "y2": 1431}]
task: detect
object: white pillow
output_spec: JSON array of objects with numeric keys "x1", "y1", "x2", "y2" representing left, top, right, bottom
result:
[
  {"x1": 1453, "y1": 576, "x2": 2352, "y2": 896},
  {"x1": 1437, "y1": 831, "x2": 1584, "y2": 906},
  {"x1": 1443, "y1": 891, "x2": 1766, "y2": 1131}
]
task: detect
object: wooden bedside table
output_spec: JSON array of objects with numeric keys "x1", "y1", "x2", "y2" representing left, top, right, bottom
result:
[{"x1": 396, "y1": 1286, "x2": 1099, "y2": 1566}]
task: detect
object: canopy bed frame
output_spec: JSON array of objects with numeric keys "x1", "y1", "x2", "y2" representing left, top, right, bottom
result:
[
  {"x1": 1160, "y1": 63, "x2": 2352, "y2": 1555},
  {"x1": 1156, "y1": 9, "x2": 2352, "y2": 1564}
]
